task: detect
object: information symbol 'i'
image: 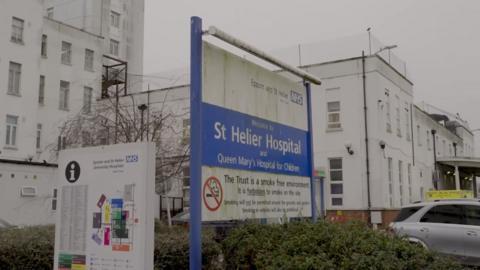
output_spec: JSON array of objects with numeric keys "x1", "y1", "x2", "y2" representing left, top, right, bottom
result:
[{"x1": 65, "y1": 161, "x2": 80, "y2": 183}]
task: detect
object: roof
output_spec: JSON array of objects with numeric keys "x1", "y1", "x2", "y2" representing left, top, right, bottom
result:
[
  {"x1": 0, "y1": 158, "x2": 58, "y2": 168},
  {"x1": 437, "y1": 157, "x2": 480, "y2": 175}
]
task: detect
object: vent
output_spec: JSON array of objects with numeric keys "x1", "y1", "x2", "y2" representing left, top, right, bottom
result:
[{"x1": 20, "y1": 186, "x2": 37, "y2": 197}]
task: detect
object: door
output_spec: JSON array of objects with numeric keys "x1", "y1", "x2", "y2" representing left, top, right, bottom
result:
[
  {"x1": 419, "y1": 204, "x2": 465, "y2": 258},
  {"x1": 463, "y1": 205, "x2": 480, "y2": 266}
]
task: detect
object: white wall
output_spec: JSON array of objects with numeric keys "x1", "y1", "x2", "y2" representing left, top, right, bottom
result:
[{"x1": 0, "y1": 162, "x2": 57, "y2": 226}]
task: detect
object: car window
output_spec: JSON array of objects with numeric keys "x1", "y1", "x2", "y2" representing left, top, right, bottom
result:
[
  {"x1": 420, "y1": 204, "x2": 464, "y2": 224},
  {"x1": 465, "y1": 205, "x2": 480, "y2": 226},
  {"x1": 395, "y1": 206, "x2": 422, "y2": 222}
]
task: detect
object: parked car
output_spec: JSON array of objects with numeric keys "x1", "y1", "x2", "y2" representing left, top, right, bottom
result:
[{"x1": 390, "y1": 199, "x2": 480, "y2": 266}]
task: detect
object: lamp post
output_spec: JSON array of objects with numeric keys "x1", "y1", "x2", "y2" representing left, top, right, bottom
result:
[{"x1": 138, "y1": 104, "x2": 148, "y2": 141}]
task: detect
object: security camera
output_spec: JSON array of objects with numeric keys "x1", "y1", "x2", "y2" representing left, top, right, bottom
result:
[
  {"x1": 379, "y1": 140, "x2": 386, "y2": 149},
  {"x1": 344, "y1": 142, "x2": 354, "y2": 155}
]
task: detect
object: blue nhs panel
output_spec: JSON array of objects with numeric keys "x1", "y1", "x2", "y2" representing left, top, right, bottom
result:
[{"x1": 201, "y1": 102, "x2": 309, "y2": 177}]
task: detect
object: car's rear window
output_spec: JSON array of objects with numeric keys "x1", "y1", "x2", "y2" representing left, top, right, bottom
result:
[{"x1": 394, "y1": 206, "x2": 422, "y2": 222}]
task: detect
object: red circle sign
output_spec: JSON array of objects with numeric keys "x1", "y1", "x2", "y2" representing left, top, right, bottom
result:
[{"x1": 203, "y1": 176, "x2": 223, "y2": 211}]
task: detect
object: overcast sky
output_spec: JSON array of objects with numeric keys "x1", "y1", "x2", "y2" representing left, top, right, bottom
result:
[{"x1": 144, "y1": 0, "x2": 480, "y2": 145}]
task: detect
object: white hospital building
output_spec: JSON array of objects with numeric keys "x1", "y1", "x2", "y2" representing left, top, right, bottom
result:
[{"x1": 0, "y1": 0, "x2": 144, "y2": 226}]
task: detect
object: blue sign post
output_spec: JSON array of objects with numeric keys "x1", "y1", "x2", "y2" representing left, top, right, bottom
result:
[{"x1": 189, "y1": 16, "x2": 203, "y2": 270}]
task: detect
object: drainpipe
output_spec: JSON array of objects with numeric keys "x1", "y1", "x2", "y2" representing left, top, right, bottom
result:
[
  {"x1": 362, "y1": 51, "x2": 372, "y2": 211},
  {"x1": 431, "y1": 129, "x2": 438, "y2": 188}
]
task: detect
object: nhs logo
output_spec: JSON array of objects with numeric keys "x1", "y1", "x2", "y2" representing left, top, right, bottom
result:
[
  {"x1": 290, "y1": 90, "x2": 303, "y2": 105},
  {"x1": 126, "y1": 154, "x2": 139, "y2": 163}
]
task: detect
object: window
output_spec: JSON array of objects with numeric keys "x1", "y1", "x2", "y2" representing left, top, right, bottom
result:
[
  {"x1": 465, "y1": 205, "x2": 480, "y2": 226},
  {"x1": 182, "y1": 167, "x2": 190, "y2": 187},
  {"x1": 59, "y1": 81, "x2": 70, "y2": 110},
  {"x1": 396, "y1": 107, "x2": 401, "y2": 137},
  {"x1": 407, "y1": 163, "x2": 412, "y2": 203},
  {"x1": 83, "y1": 86, "x2": 93, "y2": 113},
  {"x1": 47, "y1": 7, "x2": 54, "y2": 18},
  {"x1": 394, "y1": 206, "x2": 422, "y2": 222},
  {"x1": 420, "y1": 205, "x2": 464, "y2": 224},
  {"x1": 398, "y1": 160, "x2": 403, "y2": 206},
  {"x1": 39, "y1": 75, "x2": 45, "y2": 105},
  {"x1": 36, "y1": 124, "x2": 42, "y2": 149},
  {"x1": 110, "y1": 11, "x2": 120, "y2": 28},
  {"x1": 442, "y1": 140, "x2": 446, "y2": 156},
  {"x1": 84, "y1": 49, "x2": 94, "y2": 71},
  {"x1": 61, "y1": 41, "x2": 72, "y2": 65},
  {"x1": 8, "y1": 62, "x2": 21, "y2": 95},
  {"x1": 329, "y1": 158, "x2": 343, "y2": 206},
  {"x1": 417, "y1": 125, "x2": 422, "y2": 146},
  {"x1": 52, "y1": 188, "x2": 57, "y2": 211},
  {"x1": 327, "y1": 101, "x2": 341, "y2": 129},
  {"x1": 405, "y1": 106, "x2": 411, "y2": 141},
  {"x1": 5, "y1": 115, "x2": 18, "y2": 146},
  {"x1": 41, "y1": 35, "x2": 47, "y2": 57},
  {"x1": 385, "y1": 96, "x2": 391, "y2": 132},
  {"x1": 388, "y1": 157, "x2": 393, "y2": 207},
  {"x1": 11, "y1": 17, "x2": 24, "y2": 43},
  {"x1": 110, "y1": 39, "x2": 119, "y2": 56},
  {"x1": 182, "y1": 118, "x2": 190, "y2": 145},
  {"x1": 449, "y1": 144, "x2": 452, "y2": 156},
  {"x1": 427, "y1": 130, "x2": 431, "y2": 150}
]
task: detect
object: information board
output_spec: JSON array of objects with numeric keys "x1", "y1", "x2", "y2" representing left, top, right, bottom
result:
[
  {"x1": 201, "y1": 42, "x2": 312, "y2": 221},
  {"x1": 54, "y1": 142, "x2": 155, "y2": 270}
]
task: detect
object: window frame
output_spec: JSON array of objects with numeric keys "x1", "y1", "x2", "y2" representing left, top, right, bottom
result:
[
  {"x1": 326, "y1": 101, "x2": 341, "y2": 130},
  {"x1": 109, "y1": 39, "x2": 119, "y2": 56},
  {"x1": 36, "y1": 124, "x2": 42, "y2": 150},
  {"x1": 5, "y1": 115, "x2": 18, "y2": 147},
  {"x1": 83, "y1": 86, "x2": 93, "y2": 114},
  {"x1": 61, "y1": 41, "x2": 72, "y2": 65},
  {"x1": 110, "y1": 11, "x2": 120, "y2": 28},
  {"x1": 84, "y1": 49, "x2": 94, "y2": 71},
  {"x1": 38, "y1": 75, "x2": 45, "y2": 105},
  {"x1": 59, "y1": 80, "x2": 70, "y2": 111},
  {"x1": 8, "y1": 61, "x2": 22, "y2": 96},
  {"x1": 329, "y1": 157, "x2": 343, "y2": 206},
  {"x1": 11, "y1": 17, "x2": 24, "y2": 44}
]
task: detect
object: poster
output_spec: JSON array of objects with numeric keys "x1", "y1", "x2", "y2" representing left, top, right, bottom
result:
[{"x1": 54, "y1": 142, "x2": 155, "y2": 270}]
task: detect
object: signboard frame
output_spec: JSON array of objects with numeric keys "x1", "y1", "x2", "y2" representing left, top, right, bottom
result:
[
  {"x1": 189, "y1": 16, "x2": 321, "y2": 269},
  {"x1": 53, "y1": 142, "x2": 155, "y2": 270}
]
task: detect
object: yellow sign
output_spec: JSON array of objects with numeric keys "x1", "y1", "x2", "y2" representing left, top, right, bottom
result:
[{"x1": 426, "y1": 190, "x2": 473, "y2": 201}]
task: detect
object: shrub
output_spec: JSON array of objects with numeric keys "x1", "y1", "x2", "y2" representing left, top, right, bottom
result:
[
  {"x1": 154, "y1": 221, "x2": 222, "y2": 270},
  {"x1": 222, "y1": 221, "x2": 464, "y2": 270},
  {"x1": 0, "y1": 222, "x2": 222, "y2": 270},
  {"x1": 0, "y1": 225, "x2": 54, "y2": 270}
]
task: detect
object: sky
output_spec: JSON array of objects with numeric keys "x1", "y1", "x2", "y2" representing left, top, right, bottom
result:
[{"x1": 144, "y1": 0, "x2": 480, "y2": 150}]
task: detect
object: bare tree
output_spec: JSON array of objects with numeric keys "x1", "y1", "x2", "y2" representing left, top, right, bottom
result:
[{"x1": 51, "y1": 87, "x2": 190, "y2": 195}]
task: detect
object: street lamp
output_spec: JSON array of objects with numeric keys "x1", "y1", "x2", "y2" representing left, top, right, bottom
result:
[
  {"x1": 138, "y1": 104, "x2": 148, "y2": 141},
  {"x1": 374, "y1": 45, "x2": 398, "y2": 64}
]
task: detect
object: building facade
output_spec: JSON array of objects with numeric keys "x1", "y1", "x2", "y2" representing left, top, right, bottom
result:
[
  {"x1": 0, "y1": 0, "x2": 143, "y2": 226},
  {"x1": 304, "y1": 55, "x2": 475, "y2": 226}
]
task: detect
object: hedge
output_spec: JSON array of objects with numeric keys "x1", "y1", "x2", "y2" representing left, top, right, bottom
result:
[
  {"x1": 0, "y1": 221, "x2": 465, "y2": 270},
  {"x1": 0, "y1": 221, "x2": 221, "y2": 270},
  {"x1": 222, "y1": 221, "x2": 464, "y2": 270}
]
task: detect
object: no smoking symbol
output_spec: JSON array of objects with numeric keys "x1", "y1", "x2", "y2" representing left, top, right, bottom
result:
[{"x1": 203, "y1": 176, "x2": 223, "y2": 211}]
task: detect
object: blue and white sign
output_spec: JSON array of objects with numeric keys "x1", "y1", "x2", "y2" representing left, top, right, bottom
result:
[
  {"x1": 202, "y1": 103, "x2": 308, "y2": 176},
  {"x1": 199, "y1": 42, "x2": 312, "y2": 221}
]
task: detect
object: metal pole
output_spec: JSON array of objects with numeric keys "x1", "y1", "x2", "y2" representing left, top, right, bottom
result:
[
  {"x1": 189, "y1": 16, "x2": 202, "y2": 270},
  {"x1": 207, "y1": 26, "x2": 321, "y2": 85},
  {"x1": 305, "y1": 82, "x2": 317, "y2": 222},
  {"x1": 115, "y1": 84, "x2": 119, "y2": 144},
  {"x1": 362, "y1": 51, "x2": 372, "y2": 210},
  {"x1": 140, "y1": 109, "x2": 144, "y2": 141}
]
